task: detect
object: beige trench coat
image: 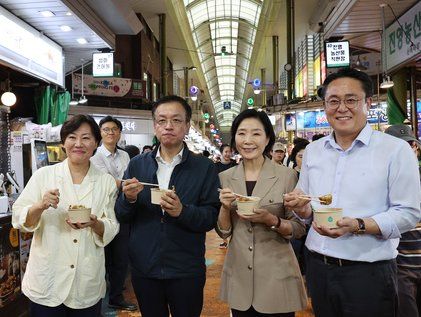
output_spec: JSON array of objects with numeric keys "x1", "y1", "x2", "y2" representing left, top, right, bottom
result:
[{"x1": 217, "y1": 158, "x2": 308, "y2": 313}]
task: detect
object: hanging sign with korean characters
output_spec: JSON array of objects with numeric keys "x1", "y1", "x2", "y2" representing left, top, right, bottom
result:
[
  {"x1": 92, "y1": 52, "x2": 114, "y2": 77},
  {"x1": 325, "y1": 41, "x2": 350, "y2": 68},
  {"x1": 385, "y1": 2, "x2": 420, "y2": 71}
]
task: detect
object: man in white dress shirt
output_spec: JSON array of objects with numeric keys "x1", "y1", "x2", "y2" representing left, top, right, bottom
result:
[
  {"x1": 284, "y1": 68, "x2": 421, "y2": 317},
  {"x1": 91, "y1": 116, "x2": 137, "y2": 311}
]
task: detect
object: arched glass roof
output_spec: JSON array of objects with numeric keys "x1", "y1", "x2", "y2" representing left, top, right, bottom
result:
[{"x1": 183, "y1": 0, "x2": 264, "y2": 126}]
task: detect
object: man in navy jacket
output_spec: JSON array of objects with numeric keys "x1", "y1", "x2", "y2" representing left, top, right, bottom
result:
[{"x1": 115, "y1": 95, "x2": 220, "y2": 317}]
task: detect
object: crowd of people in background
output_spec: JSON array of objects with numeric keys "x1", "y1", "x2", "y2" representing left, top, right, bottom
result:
[{"x1": 11, "y1": 68, "x2": 421, "y2": 317}]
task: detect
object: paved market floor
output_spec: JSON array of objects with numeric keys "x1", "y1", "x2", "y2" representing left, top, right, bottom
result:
[{"x1": 105, "y1": 230, "x2": 314, "y2": 317}]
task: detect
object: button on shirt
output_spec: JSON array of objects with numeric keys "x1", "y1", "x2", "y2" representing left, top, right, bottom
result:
[
  {"x1": 91, "y1": 145, "x2": 130, "y2": 180},
  {"x1": 155, "y1": 146, "x2": 184, "y2": 190},
  {"x1": 298, "y1": 124, "x2": 421, "y2": 262}
]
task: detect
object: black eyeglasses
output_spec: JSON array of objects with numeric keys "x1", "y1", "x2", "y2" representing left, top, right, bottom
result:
[
  {"x1": 325, "y1": 98, "x2": 364, "y2": 110},
  {"x1": 155, "y1": 119, "x2": 185, "y2": 127},
  {"x1": 102, "y1": 127, "x2": 120, "y2": 134}
]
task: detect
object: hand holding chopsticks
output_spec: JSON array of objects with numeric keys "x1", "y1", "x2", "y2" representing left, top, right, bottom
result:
[
  {"x1": 298, "y1": 194, "x2": 332, "y2": 205},
  {"x1": 218, "y1": 188, "x2": 248, "y2": 199}
]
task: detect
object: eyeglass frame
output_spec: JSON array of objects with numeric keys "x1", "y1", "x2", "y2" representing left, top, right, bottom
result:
[
  {"x1": 101, "y1": 127, "x2": 121, "y2": 134},
  {"x1": 324, "y1": 97, "x2": 367, "y2": 110},
  {"x1": 154, "y1": 118, "x2": 186, "y2": 127}
]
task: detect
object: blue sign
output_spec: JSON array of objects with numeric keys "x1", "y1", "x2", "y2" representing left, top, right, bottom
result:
[
  {"x1": 223, "y1": 101, "x2": 231, "y2": 109},
  {"x1": 316, "y1": 111, "x2": 330, "y2": 128},
  {"x1": 296, "y1": 112, "x2": 304, "y2": 130},
  {"x1": 367, "y1": 108, "x2": 388, "y2": 124},
  {"x1": 304, "y1": 111, "x2": 316, "y2": 128},
  {"x1": 285, "y1": 114, "x2": 296, "y2": 131}
]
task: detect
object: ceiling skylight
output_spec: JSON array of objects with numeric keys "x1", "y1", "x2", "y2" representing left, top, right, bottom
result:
[{"x1": 184, "y1": 0, "x2": 263, "y2": 126}]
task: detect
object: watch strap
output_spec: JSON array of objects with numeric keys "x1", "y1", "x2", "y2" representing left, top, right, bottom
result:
[{"x1": 354, "y1": 218, "x2": 366, "y2": 234}]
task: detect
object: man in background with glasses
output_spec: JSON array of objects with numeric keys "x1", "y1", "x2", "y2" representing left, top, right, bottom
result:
[
  {"x1": 115, "y1": 95, "x2": 220, "y2": 317},
  {"x1": 91, "y1": 116, "x2": 137, "y2": 312},
  {"x1": 284, "y1": 68, "x2": 420, "y2": 317}
]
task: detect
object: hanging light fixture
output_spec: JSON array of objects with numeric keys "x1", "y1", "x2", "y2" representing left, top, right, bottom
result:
[
  {"x1": 69, "y1": 67, "x2": 78, "y2": 106},
  {"x1": 380, "y1": 3, "x2": 394, "y2": 89},
  {"x1": 380, "y1": 75, "x2": 394, "y2": 89},
  {"x1": 190, "y1": 85, "x2": 199, "y2": 101},
  {"x1": 1, "y1": 78, "x2": 16, "y2": 107},
  {"x1": 79, "y1": 59, "x2": 88, "y2": 104}
]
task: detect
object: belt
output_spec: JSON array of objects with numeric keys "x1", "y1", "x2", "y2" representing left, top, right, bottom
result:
[{"x1": 310, "y1": 251, "x2": 364, "y2": 267}]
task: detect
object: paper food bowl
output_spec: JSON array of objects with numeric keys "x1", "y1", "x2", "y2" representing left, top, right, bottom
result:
[
  {"x1": 314, "y1": 207, "x2": 343, "y2": 229},
  {"x1": 236, "y1": 196, "x2": 261, "y2": 216},
  {"x1": 151, "y1": 188, "x2": 172, "y2": 205},
  {"x1": 68, "y1": 206, "x2": 91, "y2": 223}
]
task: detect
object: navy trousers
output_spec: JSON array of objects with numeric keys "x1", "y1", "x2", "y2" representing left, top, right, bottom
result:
[
  {"x1": 131, "y1": 273, "x2": 206, "y2": 317},
  {"x1": 105, "y1": 222, "x2": 130, "y2": 303},
  {"x1": 30, "y1": 300, "x2": 102, "y2": 317}
]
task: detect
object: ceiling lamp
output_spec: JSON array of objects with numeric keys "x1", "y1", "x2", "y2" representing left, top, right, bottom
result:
[
  {"x1": 252, "y1": 78, "x2": 261, "y2": 94},
  {"x1": 1, "y1": 92, "x2": 16, "y2": 107},
  {"x1": 380, "y1": 75, "x2": 394, "y2": 89},
  {"x1": 1, "y1": 78, "x2": 16, "y2": 107},
  {"x1": 190, "y1": 85, "x2": 199, "y2": 101}
]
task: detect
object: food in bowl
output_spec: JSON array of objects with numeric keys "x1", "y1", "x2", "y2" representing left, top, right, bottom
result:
[
  {"x1": 236, "y1": 196, "x2": 261, "y2": 215},
  {"x1": 68, "y1": 205, "x2": 91, "y2": 223},
  {"x1": 319, "y1": 194, "x2": 333, "y2": 205}
]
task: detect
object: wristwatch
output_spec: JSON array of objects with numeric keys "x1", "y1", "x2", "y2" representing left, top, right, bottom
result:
[
  {"x1": 354, "y1": 218, "x2": 366, "y2": 234},
  {"x1": 270, "y1": 216, "x2": 282, "y2": 231}
]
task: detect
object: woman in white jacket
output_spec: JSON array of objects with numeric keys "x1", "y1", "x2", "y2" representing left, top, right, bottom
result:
[{"x1": 12, "y1": 115, "x2": 119, "y2": 317}]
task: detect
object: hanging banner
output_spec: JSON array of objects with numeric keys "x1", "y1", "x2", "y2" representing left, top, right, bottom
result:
[
  {"x1": 385, "y1": 2, "x2": 421, "y2": 71},
  {"x1": 73, "y1": 74, "x2": 146, "y2": 98}
]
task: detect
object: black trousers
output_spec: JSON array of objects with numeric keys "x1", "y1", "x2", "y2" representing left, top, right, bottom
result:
[
  {"x1": 105, "y1": 222, "x2": 130, "y2": 303},
  {"x1": 131, "y1": 274, "x2": 206, "y2": 317},
  {"x1": 397, "y1": 266, "x2": 421, "y2": 317},
  {"x1": 30, "y1": 300, "x2": 102, "y2": 317},
  {"x1": 232, "y1": 306, "x2": 294, "y2": 317},
  {"x1": 305, "y1": 247, "x2": 398, "y2": 317}
]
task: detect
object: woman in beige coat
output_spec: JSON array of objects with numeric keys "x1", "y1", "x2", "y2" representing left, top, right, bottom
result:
[{"x1": 217, "y1": 109, "x2": 307, "y2": 317}]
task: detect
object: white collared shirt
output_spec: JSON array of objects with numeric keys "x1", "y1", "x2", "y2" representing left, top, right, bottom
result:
[
  {"x1": 155, "y1": 146, "x2": 184, "y2": 190},
  {"x1": 90, "y1": 145, "x2": 130, "y2": 180},
  {"x1": 298, "y1": 124, "x2": 421, "y2": 262}
]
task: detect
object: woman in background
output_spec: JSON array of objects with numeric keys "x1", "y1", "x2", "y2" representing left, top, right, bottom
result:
[{"x1": 12, "y1": 115, "x2": 119, "y2": 317}]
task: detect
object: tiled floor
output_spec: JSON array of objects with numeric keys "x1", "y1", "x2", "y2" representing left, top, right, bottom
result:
[{"x1": 109, "y1": 230, "x2": 314, "y2": 317}]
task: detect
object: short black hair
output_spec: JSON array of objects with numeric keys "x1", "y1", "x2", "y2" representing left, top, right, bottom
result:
[
  {"x1": 230, "y1": 109, "x2": 275, "y2": 156},
  {"x1": 151, "y1": 95, "x2": 192, "y2": 122},
  {"x1": 124, "y1": 145, "x2": 140, "y2": 159},
  {"x1": 312, "y1": 133, "x2": 325, "y2": 141},
  {"x1": 60, "y1": 114, "x2": 101, "y2": 145},
  {"x1": 220, "y1": 143, "x2": 230, "y2": 153},
  {"x1": 318, "y1": 68, "x2": 373, "y2": 99},
  {"x1": 142, "y1": 145, "x2": 153, "y2": 153},
  {"x1": 290, "y1": 140, "x2": 309, "y2": 166},
  {"x1": 203, "y1": 150, "x2": 210, "y2": 157},
  {"x1": 99, "y1": 115, "x2": 123, "y2": 131}
]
